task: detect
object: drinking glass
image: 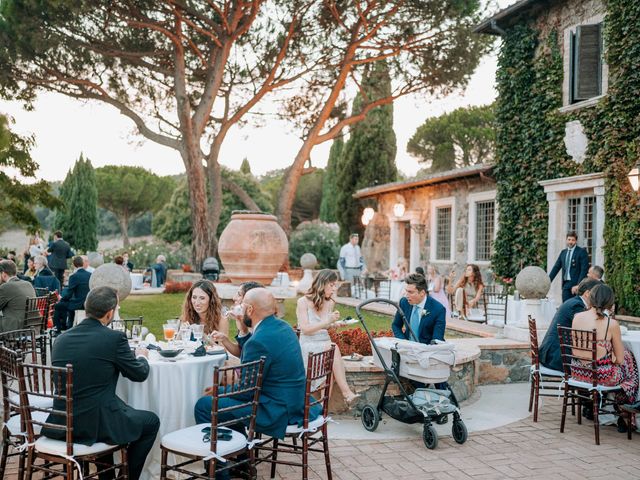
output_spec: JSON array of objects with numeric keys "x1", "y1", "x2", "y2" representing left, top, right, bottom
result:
[
  {"x1": 192, "y1": 324, "x2": 204, "y2": 344},
  {"x1": 112, "y1": 320, "x2": 125, "y2": 333},
  {"x1": 131, "y1": 324, "x2": 142, "y2": 346},
  {"x1": 179, "y1": 324, "x2": 192, "y2": 345},
  {"x1": 163, "y1": 323, "x2": 176, "y2": 347}
]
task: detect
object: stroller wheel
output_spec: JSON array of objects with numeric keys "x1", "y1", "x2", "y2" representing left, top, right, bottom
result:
[
  {"x1": 361, "y1": 404, "x2": 380, "y2": 432},
  {"x1": 422, "y1": 424, "x2": 438, "y2": 449},
  {"x1": 452, "y1": 420, "x2": 468, "y2": 444}
]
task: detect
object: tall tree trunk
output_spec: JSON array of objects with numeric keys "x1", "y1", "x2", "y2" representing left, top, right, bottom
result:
[
  {"x1": 206, "y1": 138, "x2": 224, "y2": 254},
  {"x1": 276, "y1": 144, "x2": 314, "y2": 235},
  {"x1": 119, "y1": 214, "x2": 130, "y2": 248}
]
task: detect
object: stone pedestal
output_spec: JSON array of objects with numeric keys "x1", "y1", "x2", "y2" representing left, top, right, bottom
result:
[
  {"x1": 296, "y1": 269, "x2": 314, "y2": 294},
  {"x1": 504, "y1": 299, "x2": 546, "y2": 342}
]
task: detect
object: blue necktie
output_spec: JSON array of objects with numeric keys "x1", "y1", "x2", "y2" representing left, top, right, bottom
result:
[{"x1": 410, "y1": 305, "x2": 421, "y2": 340}]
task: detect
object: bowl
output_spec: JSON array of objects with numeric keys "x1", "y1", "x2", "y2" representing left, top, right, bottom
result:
[{"x1": 158, "y1": 349, "x2": 183, "y2": 358}]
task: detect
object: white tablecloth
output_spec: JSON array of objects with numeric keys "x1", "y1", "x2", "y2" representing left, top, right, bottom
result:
[
  {"x1": 130, "y1": 273, "x2": 144, "y2": 290},
  {"x1": 622, "y1": 331, "x2": 640, "y2": 397},
  {"x1": 116, "y1": 351, "x2": 227, "y2": 480},
  {"x1": 505, "y1": 297, "x2": 558, "y2": 327}
]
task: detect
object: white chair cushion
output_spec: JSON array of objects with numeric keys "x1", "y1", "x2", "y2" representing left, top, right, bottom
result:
[
  {"x1": 568, "y1": 378, "x2": 622, "y2": 391},
  {"x1": 6, "y1": 411, "x2": 49, "y2": 436},
  {"x1": 161, "y1": 423, "x2": 247, "y2": 458},
  {"x1": 35, "y1": 436, "x2": 117, "y2": 457},
  {"x1": 537, "y1": 365, "x2": 564, "y2": 377},
  {"x1": 9, "y1": 392, "x2": 54, "y2": 409},
  {"x1": 286, "y1": 416, "x2": 327, "y2": 435}
]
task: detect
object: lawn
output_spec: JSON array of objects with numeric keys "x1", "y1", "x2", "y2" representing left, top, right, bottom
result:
[{"x1": 120, "y1": 293, "x2": 471, "y2": 339}]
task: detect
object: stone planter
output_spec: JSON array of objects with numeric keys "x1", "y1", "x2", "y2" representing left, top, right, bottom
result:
[{"x1": 218, "y1": 212, "x2": 289, "y2": 285}]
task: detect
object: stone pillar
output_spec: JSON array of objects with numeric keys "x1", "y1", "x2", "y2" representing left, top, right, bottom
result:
[
  {"x1": 409, "y1": 224, "x2": 421, "y2": 272},
  {"x1": 389, "y1": 219, "x2": 399, "y2": 271},
  {"x1": 546, "y1": 191, "x2": 564, "y2": 306},
  {"x1": 594, "y1": 185, "x2": 606, "y2": 268}
]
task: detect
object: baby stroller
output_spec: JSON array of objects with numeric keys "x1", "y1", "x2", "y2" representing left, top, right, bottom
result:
[
  {"x1": 202, "y1": 257, "x2": 220, "y2": 281},
  {"x1": 355, "y1": 298, "x2": 468, "y2": 449}
]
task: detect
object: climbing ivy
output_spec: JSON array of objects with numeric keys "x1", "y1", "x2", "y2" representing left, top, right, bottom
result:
[
  {"x1": 493, "y1": 26, "x2": 577, "y2": 278},
  {"x1": 492, "y1": 2, "x2": 640, "y2": 315}
]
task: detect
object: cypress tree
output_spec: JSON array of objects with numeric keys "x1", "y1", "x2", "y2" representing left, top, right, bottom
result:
[
  {"x1": 336, "y1": 61, "x2": 397, "y2": 243},
  {"x1": 319, "y1": 136, "x2": 343, "y2": 223},
  {"x1": 240, "y1": 158, "x2": 252, "y2": 175},
  {"x1": 54, "y1": 154, "x2": 98, "y2": 251}
]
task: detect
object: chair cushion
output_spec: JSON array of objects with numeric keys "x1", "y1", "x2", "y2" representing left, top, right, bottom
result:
[
  {"x1": 568, "y1": 378, "x2": 622, "y2": 391},
  {"x1": 537, "y1": 365, "x2": 564, "y2": 377},
  {"x1": 161, "y1": 423, "x2": 247, "y2": 458},
  {"x1": 9, "y1": 392, "x2": 54, "y2": 409},
  {"x1": 6, "y1": 411, "x2": 49, "y2": 436},
  {"x1": 35, "y1": 436, "x2": 117, "y2": 457},
  {"x1": 286, "y1": 416, "x2": 327, "y2": 435}
]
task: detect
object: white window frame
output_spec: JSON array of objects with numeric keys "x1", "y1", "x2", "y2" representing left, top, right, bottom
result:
[
  {"x1": 467, "y1": 190, "x2": 498, "y2": 266},
  {"x1": 430, "y1": 196, "x2": 456, "y2": 263}
]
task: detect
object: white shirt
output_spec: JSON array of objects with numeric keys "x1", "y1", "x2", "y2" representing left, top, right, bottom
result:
[{"x1": 339, "y1": 243, "x2": 362, "y2": 268}]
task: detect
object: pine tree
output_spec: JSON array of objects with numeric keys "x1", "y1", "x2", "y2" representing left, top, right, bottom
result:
[
  {"x1": 54, "y1": 154, "x2": 98, "y2": 251},
  {"x1": 319, "y1": 137, "x2": 343, "y2": 223},
  {"x1": 336, "y1": 62, "x2": 397, "y2": 243},
  {"x1": 240, "y1": 158, "x2": 252, "y2": 175}
]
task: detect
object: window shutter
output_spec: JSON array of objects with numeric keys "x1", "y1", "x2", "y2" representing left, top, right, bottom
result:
[{"x1": 573, "y1": 24, "x2": 602, "y2": 101}]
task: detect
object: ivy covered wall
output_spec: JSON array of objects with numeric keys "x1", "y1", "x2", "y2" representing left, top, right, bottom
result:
[{"x1": 491, "y1": 0, "x2": 640, "y2": 315}]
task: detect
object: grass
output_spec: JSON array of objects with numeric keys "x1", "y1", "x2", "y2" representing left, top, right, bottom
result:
[{"x1": 120, "y1": 293, "x2": 472, "y2": 339}]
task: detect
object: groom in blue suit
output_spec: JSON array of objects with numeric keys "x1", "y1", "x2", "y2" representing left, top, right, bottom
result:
[
  {"x1": 392, "y1": 273, "x2": 446, "y2": 345},
  {"x1": 194, "y1": 288, "x2": 319, "y2": 439}
]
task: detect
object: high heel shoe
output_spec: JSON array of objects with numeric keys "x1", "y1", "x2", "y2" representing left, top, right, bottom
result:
[{"x1": 344, "y1": 393, "x2": 361, "y2": 406}]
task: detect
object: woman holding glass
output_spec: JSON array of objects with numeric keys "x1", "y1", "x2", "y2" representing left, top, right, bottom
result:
[
  {"x1": 180, "y1": 279, "x2": 228, "y2": 341},
  {"x1": 447, "y1": 264, "x2": 484, "y2": 320},
  {"x1": 297, "y1": 269, "x2": 359, "y2": 404}
]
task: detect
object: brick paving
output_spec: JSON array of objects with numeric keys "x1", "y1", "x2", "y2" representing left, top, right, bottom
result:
[{"x1": 5, "y1": 400, "x2": 640, "y2": 479}]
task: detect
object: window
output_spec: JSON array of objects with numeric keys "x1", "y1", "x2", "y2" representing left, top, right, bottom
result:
[
  {"x1": 430, "y1": 197, "x2": 455, "y2": 262},
  {"x1": 567, "y1": 195, "x2": 596, "y2": 260},
  {"x1": 467, "y1": 190, "x2": 498, "y2": 264},
  {"x1": 474, "y1": 200, "x2": 495, "y2": 262},
  {"x1": 436, "y1": 207, "x2": 452, "y2": 260},
  {"x1": 570, "y1": 24, "x2": 602, "y2": 104}
]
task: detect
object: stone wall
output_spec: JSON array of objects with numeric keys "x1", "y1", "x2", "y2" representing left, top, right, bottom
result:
[{"x1": 477, "y1": 347, "x2": 531, "y2": 384}]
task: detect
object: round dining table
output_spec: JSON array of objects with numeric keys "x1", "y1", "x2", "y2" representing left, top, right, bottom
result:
[
  {"x1": 116, "y1": 349, "x2": 227, "y2": 480},
  {"x1": 622, "y1": 330, "x2": 640, "y2": 398}
]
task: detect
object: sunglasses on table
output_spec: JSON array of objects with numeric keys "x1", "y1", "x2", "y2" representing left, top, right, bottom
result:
[{"x1": 201, "y1": 426, "x2": 233, "y2": 442}]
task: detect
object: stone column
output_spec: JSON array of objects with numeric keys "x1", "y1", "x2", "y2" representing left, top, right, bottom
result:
[
  {"x1": 409, "y1": 224, "x2": 421, "y2": 272},
  {"x1": 594, "y1": 185, "x2": 606, "y2": 268},
  {"x1": 545, "y1": 191, "x2": 564, "y2": 306},
  {"x1": 389, "y1": 219, "x2": 399, "y2": 271}
]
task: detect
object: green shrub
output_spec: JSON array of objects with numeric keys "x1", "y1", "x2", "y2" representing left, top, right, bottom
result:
[
  {"x1": 288, "y1": 221, "x2": 340, "y2": 269},
  {"x1": 103, "y1": 240, "x2": 191, "y2": 270}
]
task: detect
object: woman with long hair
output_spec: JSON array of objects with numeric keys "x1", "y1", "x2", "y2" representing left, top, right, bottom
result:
[
  {"x1": 571, "y1": 284, "x2": 638, "y2": 430},
  {"x1": 426, "y1": 264, "x2": 451, "y2": 319},
  {"x1": 180, "y1": 279, "x2": 228, "y2": 337},
  {"x1": 447, "y1": 264, "x2": 484, "y2": 320},
  {"x1": 296, "y1": 269, "x2": 359, "y2": 404}
]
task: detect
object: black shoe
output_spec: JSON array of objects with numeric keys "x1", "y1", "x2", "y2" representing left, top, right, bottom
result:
[
  {"x1": 617, "y1": 416, "x2": 629, "y2": 433},
  {"x1": 582, "y1": 405, "x2": 594, "y2": 421}
]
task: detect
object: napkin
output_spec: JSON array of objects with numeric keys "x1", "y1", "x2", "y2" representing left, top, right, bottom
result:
[{"x1": 193, "y1": 343, "x2": 206, "y2": 357}]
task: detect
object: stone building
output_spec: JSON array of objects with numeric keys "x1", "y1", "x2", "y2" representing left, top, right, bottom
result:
[
  {"x1": 355, "y1": 164, "x2": 496, "y2": 280},
  {"x1": 474, "y1": 0, "x2": 640, "y2": 310}
]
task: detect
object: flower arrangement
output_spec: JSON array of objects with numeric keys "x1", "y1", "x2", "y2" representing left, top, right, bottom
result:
[
  {"x1": 163, "y1": 281, "x2": 193, "y2": 294},
  {"x1": 497, "y1": 276, "x2": 515, "y2": 296},
  {"x1": 328, "y1": 328, "x2": 393, "y2": 356}
]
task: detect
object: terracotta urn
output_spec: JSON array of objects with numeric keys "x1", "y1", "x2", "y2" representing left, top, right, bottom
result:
[{"x1": 218, "y1": 212, "x2": 289, "y2": 285}]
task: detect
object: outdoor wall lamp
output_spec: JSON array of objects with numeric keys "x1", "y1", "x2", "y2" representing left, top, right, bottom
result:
[
  {"x1": 628, "y1": 161, "x2": 639, "y2": 192},
  {"x1": 393, "y1": 202, "x2": 406, "y2": 218},
  {"x1": 361, "y1": 207, "x2": 375, "y2": 226}
]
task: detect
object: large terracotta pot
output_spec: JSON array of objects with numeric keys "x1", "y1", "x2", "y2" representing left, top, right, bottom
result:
[{"x1": 218, "y1": 212, "x2": 289, "y2": 285}]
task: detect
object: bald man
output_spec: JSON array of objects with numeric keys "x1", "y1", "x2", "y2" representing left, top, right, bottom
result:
[{"x1": 194, "y1": 288, "x2": 319, "y2": 439}]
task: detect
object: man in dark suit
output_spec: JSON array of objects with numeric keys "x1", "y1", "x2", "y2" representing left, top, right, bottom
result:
[
  {"x1": 53, "y1": 256, "x2": 91, "y2": 332},
  {"x1": 549, "y1": 231, "x2": 590, "y2": 303},
  {"x1": 539, "y1": 277, "x2": 600, "y2": 372},
  {"x1": 194, "y1": 288, "x2": 319, "y2": 439},
  {"x1": 0, "y1": 260, "x2": 36, "y2": 332},
  {"x1": 47, "y1": 230, "x2": 74, "y2": 286},
  {"x1": 392, "y1": 273, "x2": 446, "y2": 346},
  {"x1": 43, "y1": 287, "x2": 159, "y2": 480},
  {"x1": 33, "y1": 255, "x2": 61, "y2": 293}
]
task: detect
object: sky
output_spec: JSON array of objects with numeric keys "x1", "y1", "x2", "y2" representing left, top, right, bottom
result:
[{"x1": 0, "y1": 2, "x2": 512, "y2": 183}]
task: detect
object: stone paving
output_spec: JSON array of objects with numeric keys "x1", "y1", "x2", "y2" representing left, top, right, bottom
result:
[{"x1": 5, "y1": 399, "x2": 640, "y2": 479}]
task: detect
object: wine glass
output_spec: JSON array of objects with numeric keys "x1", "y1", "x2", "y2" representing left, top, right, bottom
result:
[
  {"x1": 192, "y1": 324, "x2": 204, "y2": 345},
  {"x1": 179, "y1": 323, "x2": 192, "y2": 346},
  {"x1": 163, "y1": 323, "x2": 176, "y2": 347},
  {"x1": 131, "y1": 324, "x2": 142, "y2": 346}
]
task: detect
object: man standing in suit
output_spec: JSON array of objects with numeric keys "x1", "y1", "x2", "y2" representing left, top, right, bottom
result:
[
  {"x1": 392, "y1": 273, "x2": 446, "y2": 346},
  {"x1": 47, "y1": 230, "x2": 74, "y2": 286},
  {"x1": 548, "y1": 231, "x2": 590, "y2": 303},
  {"x1": 33, "y1": 255, "x2": 61, "y2": 293},
  {"x1": 53, "y1": 256, "x2": 91, "y2": 332},
  {"x1": 539, "y1": 277, "x2": 600, "y2": 372},
  {"x1": 43, "y1": 287, "x2": 159, "y2": 480},
  {"x1": 194, "y1": 288, "x2": 319, "y2": 439},
  {"x1": 0, "y1": 260, "x2": 36, "y2": 332}
]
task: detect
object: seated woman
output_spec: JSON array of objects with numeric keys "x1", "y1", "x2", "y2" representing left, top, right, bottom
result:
[
  {"x1": 297, "y1": 269, "x2": 359, "y2": 404},
  {"x1": 387, "y1": 257, "x2": 409, "y2": 281},
  {"x1": 426, "y1": 264, "x2": 451, "y2": 320},
  {"x1": 180, "y1": 279, "x2": 228, "y2": 339},
  {"x1": 447, "y1": 264, "x2": 484, "y2": 320},
  {"x1": 571, "y1": 284, "x2": 638, "y2": 428},
  {"x1": 211, "y1": 281, "x2": 264, "y2": 357}
]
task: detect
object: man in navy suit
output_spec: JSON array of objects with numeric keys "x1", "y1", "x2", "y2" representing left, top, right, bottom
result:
[
  {"x1": 47, "y1": 230, "x2": 74, "y2": 286},
  {"x1": 392, "y1": 273, "x2": 446, "y2": 346},
  {"x1": 549, "y1": 231, "x2": 590, "y2": 303},
  {"x1": 53, "y1": 256, "x2": 92, "y2": 332},
  {"x1": 194, "y1": 288, "x2": 319, "y2": 439},
  {"x1": 539, "y1": 277, "x2": 600, "y2": 372}
]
